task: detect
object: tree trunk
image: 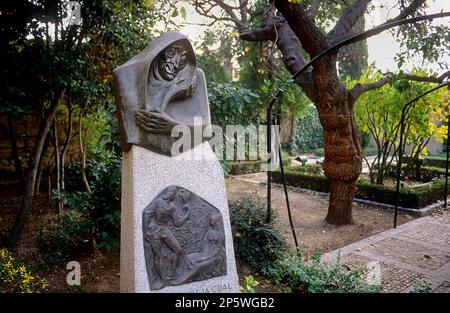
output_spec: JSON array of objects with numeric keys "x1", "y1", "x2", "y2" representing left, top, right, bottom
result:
[
  {"x1": 53, "y1": 118, "x2": 63, "y2": 212},
  {"x1": 7, "y1": 116, "x2": 25, "y2": 192},
  {"x1": 35, "y1": 131, "x2": 51, "y2": 194},
  {"x1": 8, "y1": 88, "x2": 66, "y2": 246},
  {"x1": 60, "y1": 100, "x2": 73, "y2": 190},
  {"x1": 317, "y1": 83, "x2": 362, "y2": 225},
  {"x1": 78, "y1": 108, "x2": 91, "y2": 193}
]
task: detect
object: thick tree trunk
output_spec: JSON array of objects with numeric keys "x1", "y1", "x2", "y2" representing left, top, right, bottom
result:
[
  {"x1": 317, "y1": 82, "x2": 362, "y2": 225},
  {"x1": 8, "y1": 88, "x2": 65, "y2": 246}
]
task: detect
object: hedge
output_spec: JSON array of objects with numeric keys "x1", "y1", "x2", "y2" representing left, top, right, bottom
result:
[
  {"x1": 272, "y1": 166, "x2": 446, "y2": 209},
  {"x1": 229, "y1": 157, "x2": 291, "y2": 175},
  {"x1": 385, "y1": 164, "x2": 447, "y2": 182},
  {"x1": 403, "y1": 156, "x2": 448, "y2": 169}
]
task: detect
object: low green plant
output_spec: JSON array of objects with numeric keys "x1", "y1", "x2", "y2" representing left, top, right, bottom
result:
[
  {"x1": 0, "y1": 249, "x2": 48, "y2": 293},
  {"x1": 36, "y1": 210, "x2": 93, "y2": 255},
  {"x1": 263, "y1": 253, "x2": 381, "y2": 293},
  {"x1": 229, "y1": 195, "x2": 287, "y2": 272},
  {"x1": 52, "y1": 159, "x2": 121, "y2": 251},
  {"x1": 411, "y1": 279, "x2": 432, "y2": 293},
  {"x1": 239, "y1": 275, "x2": 259, "y2": 293}
]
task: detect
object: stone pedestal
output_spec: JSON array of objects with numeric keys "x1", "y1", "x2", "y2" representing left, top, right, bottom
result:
[{"x1": 120, "y1": 142, "x2": 238, "y2": 293}]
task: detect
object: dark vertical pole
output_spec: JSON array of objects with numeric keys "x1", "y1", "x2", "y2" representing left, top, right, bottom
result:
[
  {"x1": 394, "y1": 110, "x2": 406, "y2": 229},
  {"x1": 266, "y1": 104, "x2": 272, "y2": 223},
  {"x1": 278, "y1": 142, "x2": 300, "y2": 252},
  {"x1": 445, "y1": 108, "x2": 450, "y2": 208}
]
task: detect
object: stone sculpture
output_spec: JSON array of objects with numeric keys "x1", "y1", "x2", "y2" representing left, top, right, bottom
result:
[{"x1": 113, "y1": 32, "x2": 211, "y2": 155}]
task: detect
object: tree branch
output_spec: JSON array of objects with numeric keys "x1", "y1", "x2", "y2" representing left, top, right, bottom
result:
[
  {"x1": 274, "y1": 0, "x2": 328, "y2": 56},
  {"x1": 402, "y1": 71, "x2": 450, "y2": 83},
  {"x1": 328, "y1": 0, "x2": 371, "y2": 40},
  {"x1": 388, "y1": 0, "x2": 426, "y2": 22},
  {"x1": 350, "y1": 75, "x2": 391, "y2": 100},
  {"x1": 240, "y1": 13, "x2": 319, "y2": 102},
  {"x1": 350, "y1": 71, "x2": 449, "y2": 100}
]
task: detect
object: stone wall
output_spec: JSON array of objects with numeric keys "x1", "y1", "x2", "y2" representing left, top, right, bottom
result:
[{"x1": 0, "y1": 114, "x2": 82, "y2": 175}]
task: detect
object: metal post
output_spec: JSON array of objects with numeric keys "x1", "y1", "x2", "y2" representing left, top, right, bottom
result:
[
  {"x1": 394, "y1": 112, "x2": 406, "y2": 228},
  {"x1": 266, "y1": 104, "x2": 272, "y2": 223},
  {"x1": 445, "y1": 109, "x2": 450, "y2": 208}
]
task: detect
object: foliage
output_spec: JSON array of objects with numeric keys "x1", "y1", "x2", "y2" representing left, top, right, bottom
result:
[
  {"x1": 273, "y1": 165, "x2": 446, "y2": 209},
  {"x1": 51, "y1": 159, "x2": 121, "y2": 251},
  {"x1": 411, "y1": 280, "x2": 432, "y2": 293},
  {"x1": 229, "y1": 195, "x2": 287, "y2": 272},
  {"x1": 263, "y1": 253, "x2": 381, "y2": 293},
  {"x1": 351, "y1": 66, "x2": 448, "y2": 184},
  {"x1": 285, "y1": 106, "x2": 323, "y2": 155},
  {"x1": 239, "y1": 275, "x2": 259, "y2": 293},
  {"x1": 0, "y1": 249, "x2": 48, "y2": 293},
  {"x1": 208, "y1": 82, "x2": 262, "y2": 126},
  {"x1": 288, "y1": 164, "x2": 323, "y2": 175},
  {"x1": 36, "y1": 210, "x2": 93, "y2": 254}
]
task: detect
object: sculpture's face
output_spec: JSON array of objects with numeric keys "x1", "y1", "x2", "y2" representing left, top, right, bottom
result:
[{"x1": 158, "y1": 43, "x2": 188, "y2": 81}]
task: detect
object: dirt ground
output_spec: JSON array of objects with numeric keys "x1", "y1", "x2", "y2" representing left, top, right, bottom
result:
[
  {"x1": 0, "y1": 174, "x2": 415, "y2": 293},
  {"x1": 226, "y1": 175, "x2": 415, "y2": 258}
]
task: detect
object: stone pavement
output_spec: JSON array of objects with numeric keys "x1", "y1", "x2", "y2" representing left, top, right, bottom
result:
[{"x1": 321, "y1": 211, "x2": 450, "y2": 293}]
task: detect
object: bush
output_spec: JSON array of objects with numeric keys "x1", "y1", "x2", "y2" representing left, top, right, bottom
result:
[
  {"x1": 287, "y1": 109, "x2": 323, "y2": 154},
  {"x1": 385, "y1": 164, "x2": 447, "y2": 182},
  {"x1": 288, "y1": 164, "x2": 323, "y2": 175},
  {"x1": 229, "y1": 195, "x2": 287, "y2": 272},
  {"x1": 402, "y1": 156, "x2": 448, "y2": 169},
  {"x1": 263, "y1": 253, "x2": 381, "y2": 293},
  {"x1": 228, "y1": 153, "x2": 291, "y2": 175},
  {"x1": 51, "y1": 159, "x2": 121, "y2": 251},
  {"x1": 36, "y1": 210, "x2": 93, "y2": 255},
  {"x1": 0, "y1": 249, "x2": 48, "y2": 293},
  {"x1": 313, "y1": 148, "x2": 324, "y2": 157},
  {"x1": 273, "y1": 165, "x2": 446, "y2": 209}
]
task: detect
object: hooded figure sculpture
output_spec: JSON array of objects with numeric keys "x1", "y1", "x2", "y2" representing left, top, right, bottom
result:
[{"x1": 113, "y1": 32, "x2": 211, "y2": 155}]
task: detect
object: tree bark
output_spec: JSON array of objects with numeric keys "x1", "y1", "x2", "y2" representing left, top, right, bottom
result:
[
  {"x1": 8, "y1": 88, "x2": 66, "y2": 246},
  {"x1": 35, "y1": 131, "x2": 51, "y2": 194},
  {"x1": 53, "y1": 118, "x2": 63, "y2": 212},
  {"x1": 78, "y1": 108, "x2": 91, "y2": 193},
  {"x1": 60, "y1": 99, "x2": 73, "y2": 190}
]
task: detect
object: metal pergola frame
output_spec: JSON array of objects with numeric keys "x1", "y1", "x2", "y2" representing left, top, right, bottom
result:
[
  {"x1": 393, "y1": 82, "x2": 449, "y2": 228},
  {"x1": 264, "y1": 13, "x2": 450, "y2": 251}
]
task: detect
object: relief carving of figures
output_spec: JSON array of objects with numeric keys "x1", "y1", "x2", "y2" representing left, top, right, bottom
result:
[
  {"x1": 142, "y1": 186, "x2": 227, "y2": 290},
  {"x1": 113, "y1": 32, "x2": 211, "y2": 155}
]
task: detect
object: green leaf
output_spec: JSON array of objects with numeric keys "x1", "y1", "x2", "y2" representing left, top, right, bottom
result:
[
  {"x1": 171, "y1": 8, "x2": 178, "y2": 18},
  {"x1": 180, "y1": 7, "x2": 187, "y2": 19}
]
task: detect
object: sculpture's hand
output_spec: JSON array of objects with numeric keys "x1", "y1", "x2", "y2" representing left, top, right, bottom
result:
[
  {"x1": 172, "y1": 74, "x2": 196, "y2": 101},
  {"x1": 135, "y1": 110, "x2": 178, "y2": 134}
]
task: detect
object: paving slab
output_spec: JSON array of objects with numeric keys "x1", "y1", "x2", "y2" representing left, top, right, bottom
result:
[{"x1": 321, "y1": 211, "x2": 450, "y2": 293}]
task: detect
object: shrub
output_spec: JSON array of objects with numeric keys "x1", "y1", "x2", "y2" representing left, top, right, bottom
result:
[
  {"x1": 263, "y1": 253, "x2": 381, "y2": 293},
  {"x1": 51, "y1": 159, "x2": 121, "y2": 251},
  {"x1": 273, "y1": 165, "x2": 446, "y2": 209},
  {"x1": 36, "y1": 210, "x2": 93, "y2": 255},
  {"x1": 313, "y1": 148, "x2": 324, "y2": 157},
  {"x1": 229, "y1": 195, "x2": 287, "y2": 272},
  {"x1": 288, "y1": 164, "x2": 323, "y2": 175},
  {"x1": 0, "y1": 249, "x2": 48, "y2": 293},
  {"x1": 228, "y1": 154, "x2": 291, "y2": 175},
  {"x1": 287, "y1": 109, "x2": 323, "y2": 154}
]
